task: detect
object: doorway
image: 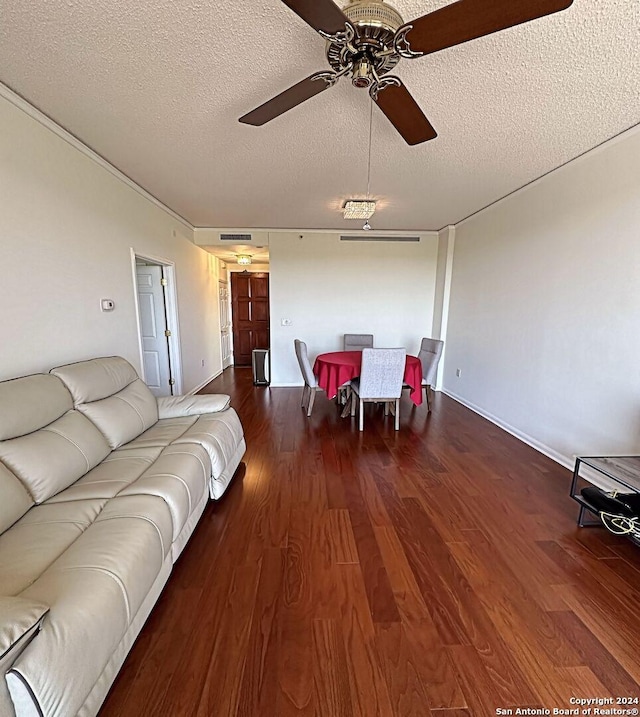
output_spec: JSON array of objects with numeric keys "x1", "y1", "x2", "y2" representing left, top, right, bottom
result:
[
  {"x1": 219, "y1": 279, "x2": 232, "y2": 369},
  {"x1": 132, "y1": 252, "x2": 182, "y2": 397},
  {"x1": 230, "y1": 271, "x2": 270, "y2": 366}
]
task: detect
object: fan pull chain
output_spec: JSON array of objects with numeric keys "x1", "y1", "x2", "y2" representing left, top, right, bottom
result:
[
  {"x1": 366, "y1": 98, "x2": 373, "y2": 200},
  {"x1": 362, "y1": 99, "x2": 374, "y2": 231}
]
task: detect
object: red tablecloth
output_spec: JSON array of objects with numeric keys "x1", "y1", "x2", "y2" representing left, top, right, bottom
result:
[{"x1": 313, "y1": 351, "x2": 423, "y2": 406}]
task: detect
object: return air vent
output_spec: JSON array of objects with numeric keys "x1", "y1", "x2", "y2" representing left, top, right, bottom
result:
[
  {"x1": 340, "y1": 235, "x2": 420, "y2": 242},
  {"x1": 220, "y1": 233, "x2": 253, "y2": 242}
]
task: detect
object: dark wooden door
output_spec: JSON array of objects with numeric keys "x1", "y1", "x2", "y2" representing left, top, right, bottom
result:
[{"x1": 231, "y1": 272, "x2": 270, "y2": 366}]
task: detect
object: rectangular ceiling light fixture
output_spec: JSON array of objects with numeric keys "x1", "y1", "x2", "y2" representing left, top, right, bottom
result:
[{"x1": 343, "y1": 200, "x2": 376, "y2": 220}]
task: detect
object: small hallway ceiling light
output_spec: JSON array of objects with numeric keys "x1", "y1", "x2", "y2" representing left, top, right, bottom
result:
[
  {"x1": 236, "y1": 254, "x2": 252, "y2": 266},
  {"x1": 343, "y1": 200, "x2": 376, "y2": 220}
]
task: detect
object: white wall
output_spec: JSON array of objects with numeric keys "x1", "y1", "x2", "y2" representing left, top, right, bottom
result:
[
  {"x1": 0, "y1": 89, "x2": 222, "y2": 389},
  {"x1": 443, "y1": 126, "x2": 640, "y2": 467},
  {"x1": 269, "y1": 232, "x2": 439, "y2": 385}
]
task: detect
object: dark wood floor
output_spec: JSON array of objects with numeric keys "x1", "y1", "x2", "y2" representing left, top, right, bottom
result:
[{"x1": 100, "y1": 368, "x2": 640, "y2": 716}]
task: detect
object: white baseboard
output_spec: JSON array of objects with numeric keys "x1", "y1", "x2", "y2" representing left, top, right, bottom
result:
[
  {"x1": 188, "y1": 370, "x2": 223, "y2": 395},
  {"x1": 442, "y1": 389, "x2": 575, "y2": 473},
  {"x1": 268, "y1": 382, "x2": 304, "y2": 388}
]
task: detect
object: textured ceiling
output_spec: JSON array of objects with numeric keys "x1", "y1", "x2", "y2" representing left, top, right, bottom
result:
[{"x1": 1, "y1": 0, "x2": 638, "y2": 231}]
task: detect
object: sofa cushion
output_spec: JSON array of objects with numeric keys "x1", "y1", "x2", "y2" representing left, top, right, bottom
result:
[
  {"x1": 50, "y1": 356, "x2": 139, "y2": 404},
  {"x1": 119, "y1": 443, "x2": 210, "y2": 541},
  {"x1": 0, "y1": 462, "x2": 33, "y2": 535},
  {"x1": 0, "y1": 374, "x2": 72, "y2": 441},
  {"x1": 0, "y1": 410, "x2": 111, "y2": 503},
  {"x1": 51, "y1": 357, "x2": 159, "y2": 449},
  {"x1": 76, "y1": 381, "x2": 159, "y2": 450},
  {"x1": 96, "y1": 494, "x2": 174, "y2": 561},
  {"x1": 119, "y1": 416, "x2": 198, "y2": 451},
  {"x1": 0, "y1": 499, "x2": 107, "y2": 596},
  {"x1": 35, "y1": 506, "x2": 167, "y2": 626},
  {"x1": 45, "y1": 446, "x2": 163, "y2": 503},
  {"x1": 173, "y1": 408, "x2": 244, "y2": 480},
  {"x1": 157, "y1": 393, "x2": 230, "y2": 419}
]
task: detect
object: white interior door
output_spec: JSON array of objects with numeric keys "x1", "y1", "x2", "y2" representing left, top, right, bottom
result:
[
  {"x1": 219, "y1": 280, "x2": 232, "y2": 368},
  {"x1": 136, "y1": 264, "x2": 172, "y2": 397}
]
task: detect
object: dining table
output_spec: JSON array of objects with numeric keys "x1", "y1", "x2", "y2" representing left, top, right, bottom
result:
[{"x1": 313, "y1": 350, "x2": 423, "y2": 406}]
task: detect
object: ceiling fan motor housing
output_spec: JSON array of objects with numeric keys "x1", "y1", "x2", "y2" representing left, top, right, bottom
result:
[
  {"x1": 343, "y1": 0, "x2": 404, "y2": 35},
  {"x1": 326, "y1": 0, "x2": 404, "y2": 80}
]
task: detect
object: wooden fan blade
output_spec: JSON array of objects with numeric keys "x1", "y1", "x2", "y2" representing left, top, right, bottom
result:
[
  {"x1": 403, "y1": 0, "x2": 574, "y2": 56},
  {"x1": 281, "y1": 0, "x2": 351, "y2": 36},
  {"x1": 373, "y1": 81, "x2": 437, "y2": 146},
  {"x1": 239, "y1": 73, "x2": 334, "y2": 126}
]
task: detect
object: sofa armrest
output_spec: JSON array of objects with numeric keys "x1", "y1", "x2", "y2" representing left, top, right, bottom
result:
[
  {"x1": 1, "y1": 597, "x2": 49, "y2": 693},
  {"x1": 1, "y1": 597, "x2": 49, "y2": 665},
  {"x1": 157, "y1": 394, "x2": 231, "y2": 419},
  {"x1": 1, "y1": 597, "x2": 48, "y2": 717}
]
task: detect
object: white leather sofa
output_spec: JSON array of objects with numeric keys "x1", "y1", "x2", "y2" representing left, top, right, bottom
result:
[{"x1": 0, "y1": 357, "x2": 246, "y2": 717}]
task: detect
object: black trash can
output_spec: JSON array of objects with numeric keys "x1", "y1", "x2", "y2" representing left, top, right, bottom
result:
[{"x1": 251, "y1": 348, "x2": 270, "y2": 386}]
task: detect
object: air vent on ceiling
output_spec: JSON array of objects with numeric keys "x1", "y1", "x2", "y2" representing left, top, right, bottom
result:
[
  {"x1": 340, "y1": 235, "x2": 420, "y2": 242},
  {"x1": 220, "y1": 233, "x2": 253, "y2": 242}
]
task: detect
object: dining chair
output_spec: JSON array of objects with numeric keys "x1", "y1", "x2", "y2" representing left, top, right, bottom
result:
[
  {"x1": 294, "y1": 339, "x2": 323, "y2": 417},
  {"x1": 343, "y1": 333, "x2": 374, "y2": 351},
  {"x1": 350, "y1": 348, "x2": 406, "y2": 431},
  {"x1": 340, "y1": 334, "x2": 372, "y2": 403},
  {"x1": 416, "y1": 337, "x2": 444, "y2": 411}
]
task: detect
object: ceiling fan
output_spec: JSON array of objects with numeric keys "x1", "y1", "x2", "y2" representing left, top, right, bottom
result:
[{"x1": 239, "y1": 0, "x2": 574, "y2": 145}]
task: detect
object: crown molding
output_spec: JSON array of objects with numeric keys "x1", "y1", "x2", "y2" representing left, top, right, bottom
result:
[
  {"x1": 0, "y1": 82, "x2": 194, "y2": 232},
  {"x1": 193, "y1": 227, "x2": 439, "y2": 236}
]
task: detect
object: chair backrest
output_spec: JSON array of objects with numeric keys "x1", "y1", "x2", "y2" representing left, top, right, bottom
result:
[
  {"x1": 293, "y1": 339, "x2": 317, "y2": 388},
  {"x1": 343, "y1": 333, "x2": 374, "y2": 351},
  {"x1": 418, "y1": 338, "x2": 444, "y2": 385},
  {"x1": 358, "y1": 348, "x2": 406, "y2": 399}
]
